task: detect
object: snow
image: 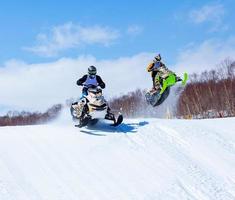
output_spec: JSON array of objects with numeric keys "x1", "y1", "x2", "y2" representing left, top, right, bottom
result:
[{"x1": 0, "y1": 115, "x2": 235, "y2": 200}]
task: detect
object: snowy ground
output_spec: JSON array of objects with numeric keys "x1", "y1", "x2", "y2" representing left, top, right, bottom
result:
[{"x1": 0, "y1": 113, "x2": 235, "y2": 200}]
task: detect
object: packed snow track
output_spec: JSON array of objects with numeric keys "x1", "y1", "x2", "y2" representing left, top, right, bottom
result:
[{"x1": 0, "y1": 117, "x2": 235, "y2": 200}]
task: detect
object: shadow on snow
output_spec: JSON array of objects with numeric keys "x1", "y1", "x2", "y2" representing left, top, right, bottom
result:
[{"x1": 79, "y1": 120, "x2": 149, "y2": 136}]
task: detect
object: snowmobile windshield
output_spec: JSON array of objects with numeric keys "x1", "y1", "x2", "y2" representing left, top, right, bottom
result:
[{"x1": 88, "y1": 88, "x2": 102, "y2": 98}]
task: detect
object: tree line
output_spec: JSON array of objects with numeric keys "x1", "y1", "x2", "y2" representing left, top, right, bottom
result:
[
  {"x1": 0, "y1": 104, "x2": 62, "y2": 126},
  {"x1": 177, "y1": 59, "x2": 235, "y2": 118}
]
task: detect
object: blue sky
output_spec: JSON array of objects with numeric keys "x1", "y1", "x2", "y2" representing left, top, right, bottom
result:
[
  {"x1": 0, "y1": 0, "x2": 235, "y2": 112},
  {"x1": 0, "y1": 0, "x2": 234, "y2": 65}
]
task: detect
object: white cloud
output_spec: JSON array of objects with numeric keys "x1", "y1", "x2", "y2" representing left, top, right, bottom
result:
[
  {"x1": 0, "y1": 53, "x2": 154, "y2": 112},
  {"x1": 173, "y1": 37, "x2": 235, "y2": 74},
  {"x1": 190, "y1": 4, "x2": 224, "y2": 23},
  {"x1": 24, "y1": 22, "x2": 120, "y2": 57},
  {"x1": 2, "y1": 35, "x2": 235, "y2": 113},
  {"x1": 127, "y1": 25, "x2": 143, "y2": 36},
  {"x1": 189, "y1": 3, "x2": 227, "y2": 32}
]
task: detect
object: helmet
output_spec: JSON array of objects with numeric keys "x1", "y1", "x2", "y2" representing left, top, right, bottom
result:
[
  {"x1": 88, "y1": 66, "x2": 97, "y2": 75},
  {"x1": 154, "y1": 54, "x2": 161, "y2": 61}
]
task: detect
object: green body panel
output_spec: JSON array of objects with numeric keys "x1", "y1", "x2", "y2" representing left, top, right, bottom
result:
[
  {"x1": 159, "y1": 72, "x2": 188, "y2": 94},
  {"x1": 160, "y1": 73, "x2": 176, "y2": 94}
]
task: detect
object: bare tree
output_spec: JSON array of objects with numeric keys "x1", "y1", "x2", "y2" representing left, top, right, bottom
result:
[{"x1": 177, "y1": 59, "x2": 235, "y2": 118}]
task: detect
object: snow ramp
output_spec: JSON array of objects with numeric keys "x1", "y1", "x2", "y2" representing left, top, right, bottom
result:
[{"x1": 0, "y1": 117, "x2": 235, "y2": 200}]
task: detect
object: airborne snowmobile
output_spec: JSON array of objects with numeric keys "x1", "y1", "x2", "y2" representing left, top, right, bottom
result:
[
  {"x1": 70, "y1": 85, "x2": 123, "y2": 128},
  {"x1": 145, "y1": 72, "x2": 188, "y2": 107}
]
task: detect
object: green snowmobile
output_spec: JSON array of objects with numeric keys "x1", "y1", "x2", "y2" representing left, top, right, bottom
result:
[{"x1": 145, "y1": 72, "x2": 188, "y2": 107}]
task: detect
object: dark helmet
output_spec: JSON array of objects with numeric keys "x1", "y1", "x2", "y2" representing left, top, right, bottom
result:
[
  {"x1": 154, "y1": 54, "x2": 161, "y2": 61},
  {"x1": 88, "y1": 66, "x2": 97, "y2": 75}
]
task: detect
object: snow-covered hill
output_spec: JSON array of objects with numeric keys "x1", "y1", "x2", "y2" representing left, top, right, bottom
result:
[{"x1": 0, "y1": 116, "x2": 235, "y2": 200}]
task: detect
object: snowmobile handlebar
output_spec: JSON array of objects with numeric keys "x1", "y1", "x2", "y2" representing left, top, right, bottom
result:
[{"x1": 83, "y1": 84, "x2": 102, "y2": 90}]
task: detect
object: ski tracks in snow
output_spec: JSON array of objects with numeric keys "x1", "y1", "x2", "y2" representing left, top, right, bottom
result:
[
  {"x1": 123, "y1": 119, "x2": 235, "y2": 200},
  {"x1": 161, "y1": 124, "x2": 234, "y2": 200}
]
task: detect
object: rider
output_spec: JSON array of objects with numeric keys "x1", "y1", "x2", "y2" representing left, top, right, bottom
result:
[
  {"x1": 77, "y1": 65, "x2": 106, "y2": 97},
  {"x1": 147, "y1": 54, "x2": 179, "y2": 92},
  {"x1": 74, "y1": 66, "x2": 106, "y2": 117}
]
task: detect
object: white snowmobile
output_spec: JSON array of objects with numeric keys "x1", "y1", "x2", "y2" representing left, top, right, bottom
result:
[{"x1": 70, "y1": 85, "x2": 123, "y2": 128}]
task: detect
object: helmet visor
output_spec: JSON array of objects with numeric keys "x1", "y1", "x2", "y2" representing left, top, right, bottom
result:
[{"x1": 88, "y1": 70, "x2": 96, "y2": 75}]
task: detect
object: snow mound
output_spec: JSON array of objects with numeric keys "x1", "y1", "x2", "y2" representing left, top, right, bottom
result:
[{"x1": 0, "y1": 117, "x2": 235, "y2": 200}]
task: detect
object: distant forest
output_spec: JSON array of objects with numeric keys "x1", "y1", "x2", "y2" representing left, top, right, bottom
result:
[
  {"x1": 177, "y1": 59, "x2": 235, "y2": 118},
  {"x1": 0, "y1": 104, "x2": 62, "y2": 126}
]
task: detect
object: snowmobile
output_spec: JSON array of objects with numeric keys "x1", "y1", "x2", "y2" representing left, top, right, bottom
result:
[
  {"x1": 70, "y1": 85, "x2": 123, "y2": 128},
  {"x1": 145, "y1": 72, "x2": 188, "y2": 107}
]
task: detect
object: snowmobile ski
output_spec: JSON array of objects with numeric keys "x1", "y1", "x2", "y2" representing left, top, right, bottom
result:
[
  {"x1": 111, "y1": 114, "x2": 123, "y2": 127},
  {"x1": 181, "y1": 72, "x2": 188, "y2": 86}
]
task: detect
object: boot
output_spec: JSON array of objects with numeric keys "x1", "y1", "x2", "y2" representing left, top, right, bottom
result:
[{"x1": 150, "y1": 83, "x2": 161, "y2": 94}]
